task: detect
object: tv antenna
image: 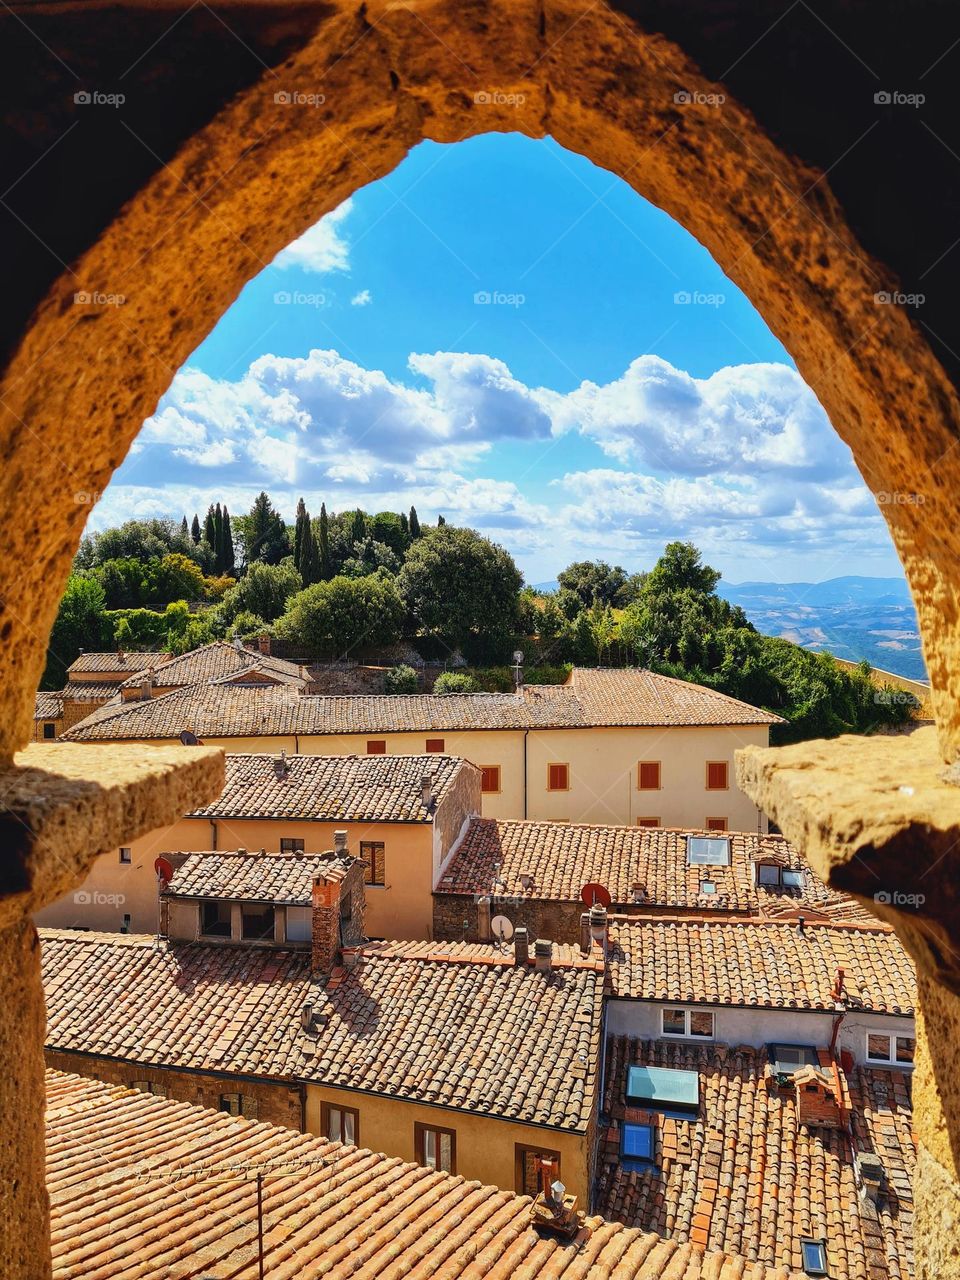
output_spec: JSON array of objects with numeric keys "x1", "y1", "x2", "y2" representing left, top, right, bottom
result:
[{"x1": 579, "y1": 882, "x2": 612, "y2": 908}]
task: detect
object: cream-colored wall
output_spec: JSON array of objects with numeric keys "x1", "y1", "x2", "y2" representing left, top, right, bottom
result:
[
  {"x1": 35, "y1": 814, "x2": 436, "y2": 938},
  {"x1": 525, "y1": 724, "x2": 770, "y2": 830},
  {"x1": 304, "y1": 1083, "x2": 590, "y2": 1202}
]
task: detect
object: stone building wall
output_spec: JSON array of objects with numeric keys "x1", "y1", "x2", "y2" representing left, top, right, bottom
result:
[{"x1": 433, "y1": 893, "x2": 585, "y2": 947}]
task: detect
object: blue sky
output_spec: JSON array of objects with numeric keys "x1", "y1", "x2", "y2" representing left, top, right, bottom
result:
[{"x1": 99, "y1": 132, "x2": 902, "y2": 585}]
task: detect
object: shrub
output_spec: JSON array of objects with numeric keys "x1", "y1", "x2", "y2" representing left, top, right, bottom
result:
[
  {"x1": 383, "y1": 664, "x2": 418, "y2": 693},
  {"x1": 433, "y1": 671, "x2": 479, "y2": 694}
]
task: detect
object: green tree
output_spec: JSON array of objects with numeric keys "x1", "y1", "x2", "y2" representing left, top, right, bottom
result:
[
  {"x1": 398, "y1": 525, "x2": 522, "y2": 663},
  {"x1": 318, "y1": 503, "x2": 331, "y2": 580},
  {"x1": 437, "y1": 514, "x2": 446, "y2": 527},
  {"x1": 222, "y1": 506, "x2": 235, "y2": 574},
  {"x1": 244, "y1": 491, "x2": 288, "y2": 565},
  {"x1": 370, "y1": 511, "x2": 409, "y2": 558},
  {"x1": 219, "y1": 560, "x2": 303, "y2": 625},
  {"x1": 409, "y1": 506, "x2": 422, "y2": 538},
  {"x1": 42, "y1": 574, "x2": 108, "y2": 688},
  {"x1": 350, "y1": 508, "x2": 367, "y2": 545},
  {"x1": 275, "y1": 571, "x2": 404, "y2": 658},
  {"x1": 293, "y1": 498, "x2": 308, "y2": 576},
  {"x1": 180, "y1": 515, "x2": 189, "y2": 540},
  {"x1": 203, "y1": 505, "x2": 216, "y2": 554},
  {"x1": 433, "y1": 671, "x2": 478, "y2": 693},
  {"x1": 383, "y1": 664, "x2": 418, "y2": 693},
  {"x1": 645, "y1": 541, "x2": 721, "y2": 596},
  {"x1": 557, "y1": 560, "x2": 630, "y2": 609},
  {"x1": 190, "y1": 513, "x2": 201, "y2": 544}
]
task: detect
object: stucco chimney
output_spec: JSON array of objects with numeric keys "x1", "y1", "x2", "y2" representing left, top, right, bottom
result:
[
  {"x1": 589, "y1": 904, "x2": 608, "y2": 948},
  {"x1": 514, "y1": 926, "x2": 529, "y2": 966},
  {"x1": 579, "y1": 911, "x2": 591, "y2": 953},
  {"x1": 421, "y1": 773, "x2": 434, "y2": 808},
  {"x1": 534, "y1": 938, "x2": 552, "y2": 974},
  {"x1": 139, "y1": 672, "x2": 153, "y2": 700},
  {"x1": 333, "y1": 830, "x2": 348, "y2": 854},
  {"x1": 477, "y1": 895, "x2": 492, "y2": 942}
]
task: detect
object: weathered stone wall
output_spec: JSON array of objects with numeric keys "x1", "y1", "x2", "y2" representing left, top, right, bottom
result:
[
  {"x1": 433, "y1": 893, "x2": 585, "y2": 947},
  {"x1": 43, "y1": 1049, "x2": 303, "y2": 1131}
]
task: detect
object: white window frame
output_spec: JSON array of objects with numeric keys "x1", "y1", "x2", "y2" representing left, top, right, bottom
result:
[
  {"x1": 865, "y1": 1030, "x2": 916, "y2": 1067},
  {"x1": 661, "y1": 1006, "x2": 715, "y2": 1040}
]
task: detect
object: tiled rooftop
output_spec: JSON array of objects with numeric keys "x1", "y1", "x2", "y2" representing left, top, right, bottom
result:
[
  {"x1": 438, "y1": 819, "x2": 874, "y2": 921},
  {"x1": 66, "y1": 650, "x2": 167, "y2": 674},
  {"x1": 607, "y1": 916, "x2": 916, "y2": 1015},
  {"x1": 40, "y1": 932, "x2": 605, "y2": 1130},
  {"x1": 597, "y1": 1037, "x2": 915, "y2": 1280},
  {"x1": 185, "y1": 751, "x2": 468, "y2": 822},
  {"x1": 118, "y1": 640, "x2": 306, "y2": 689},
  {"x1": 165, "y1": 850, "x2": 353, "y2": 903},
  {"x1": 62, "y1": 665, "x2": 782, "y2": 740},
  {"x1": 46, "y1": 1070, "x2": 804, "y2": 1280},
  {"x1": 33, "y1": 691, "x2": 61, "y2": 720},
  {"x1": 60, "y1": 679, "x2": 123, "y2": 702}
]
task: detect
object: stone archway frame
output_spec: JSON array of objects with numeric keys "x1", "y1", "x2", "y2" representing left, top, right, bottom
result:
[{"x1": 2, "y1": 0, "x2": 959, "y2": 768}]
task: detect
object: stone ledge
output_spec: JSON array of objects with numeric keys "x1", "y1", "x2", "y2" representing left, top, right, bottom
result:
[
  {"x1": 0, "y1": 743, "x2": 224, "y2": 929},
  {"x1": 736, "y1": 725, "x2": 960, "y2": 994}
]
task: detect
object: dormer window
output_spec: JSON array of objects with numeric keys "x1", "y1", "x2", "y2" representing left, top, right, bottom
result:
[
  {"x1": 686, "y1": 835, "x2": 731, "y2": 866},
  {"x1": 201, "y1": 901, "x2": 232, "y2": 938},
  {"x1": 757, "y1": 862, "x2": 804, "y2": 889}
]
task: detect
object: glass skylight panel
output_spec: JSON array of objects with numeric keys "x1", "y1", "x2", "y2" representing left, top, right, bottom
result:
[
  {"x1": 622, "y1": 1122, "x2": 654, "y2": 1161},
  {"x1": 782, "y1": 868, "x2": 804, "y2": 888},
  {"x1": 686, "y1": 836, "x2": 731, "y2": 866},
  {"x1": 626, "y1": 1065, "x2": 699, "y2": 1111},
  {"x1": 800, "y1": 1239, "x2": 828, "y2": 1276}
]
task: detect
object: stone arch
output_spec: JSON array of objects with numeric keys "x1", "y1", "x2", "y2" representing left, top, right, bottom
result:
[{"x1": 2, "y1": 0, "x2": 959, "y2": 765}]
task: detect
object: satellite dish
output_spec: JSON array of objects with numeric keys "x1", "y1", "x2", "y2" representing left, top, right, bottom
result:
[
  {"x1": 580, "y1": 882, "x2": 612, "y2": 908},
  {"x1": 491, "y1": 914, "x2": 514, "y2": 942},
  {"x1": 154, "y1": 856, "x2": 174, "y2": 886},
  {"x1": 179, "y1": 729, "x2": 200, "y2": 745}
]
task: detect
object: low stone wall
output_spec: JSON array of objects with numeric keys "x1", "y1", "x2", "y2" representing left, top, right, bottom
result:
[
  {"x1": 44, "y1": 1049, "x2": 303, "y2": 1130},
  {"x1": 433, "y1": 893, "x2": 586, "y2": 947}
]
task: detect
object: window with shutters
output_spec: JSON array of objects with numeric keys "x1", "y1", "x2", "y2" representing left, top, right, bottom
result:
[
  {"x1": 119, "y1": 847, "x2": 132, "y2": 864},
  {"x1": 637, "y1": 761, "x2": 661, "y2": 790},
  {"x1": 425, "y1": 738, "x2": 445, "y2": 752},
  {"x1": 705, "y1": 816, "x2": 728, "y2": 832},
  {"x1": 415, "y1": 1122, "x2": 456, "y2": 1173},
  {"x1": 706, "y1": 761, "x2": 729, "y2": 790},
  {"x1": 480, "y1": 765, "x2": 501, "y2": 793},
  {"x1": 515, "y1": 1144, "x2": 561, "y2": 1196},
  {"x1": 280, "y1": 837, "x2": 304, "y2": 853},
  {"x1": 359, "y1": 841, "x2": 385, "y2": 886},
  {"x1": 636, "y1": 816, "x2": 660, "y2": 828},
  {"x1": 547, "y1": 763, "x2": 569, "y2": 791},
  {"x1": 366, "y1": 739, "x2": 386, "y2": 754},
  {"x1": 322, "y1": 1102, "x2": 360, "y2": 1145}
]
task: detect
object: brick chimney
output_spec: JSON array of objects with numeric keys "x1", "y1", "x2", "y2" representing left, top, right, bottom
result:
[
  {"x1": 257, "y1": 632, "x2": 271, "y2": 656},
  {"x1": 311, "y1": 875, "x2": 342, "y2": 976},
  {"x1": 514, "y1": 926, "x2": 529, "y2": 966},
  {"x1": 139, "y1": 671, "x2": 153, "y2": 700},
  {"x1": 794, "y1": 1066, "x2": 843, "y2": 1129},
  {"x1": 579, "y1": 911, "x2": 591, "y2": 953}
]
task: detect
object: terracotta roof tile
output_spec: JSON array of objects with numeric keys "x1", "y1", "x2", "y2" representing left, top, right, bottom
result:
[
  {"x1": 438, "y1": 820, "x2": 874, "y2": 921},
  {"x1": 186, "y1": 751, "x2": 468, "y2": 822},
  {"x1": 33, "y1": 691, "x2": 61, "y2": 720},
  {"x1": 40, "y1": 932, "x2": 604, "y2": 1131},
  {"x1": 46, "y1": 1070, "x2": 804, "y2": 1279},
  {"x1": 596, "y1": 1037, "x2": 914, "y2": 1280},
  {"x1": 60, "y1": 680, "x2": 124, "y2": 702},
  {"x1": 607, "y1": 917, "x2": 916, "y2": 1015},
  {"x1": 63, "y1": 666, "x2": 781, "y2": 741},
  {"x1": 66, "y1": 650, "x2": 168, "y2": 674},
  {"x1": 165, "y1": 850, "x2": 353, "y2": 903},
  {"x1": 117, "y1": 640, "x2": 306, "y2": 689}
]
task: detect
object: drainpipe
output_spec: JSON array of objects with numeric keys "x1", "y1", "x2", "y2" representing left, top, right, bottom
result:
[
  {"x1": 295, "y1": 734, "x2": 300, "y2": 755},
  {"x1": 523, "y1": 729, "x2": 528, "y2": 819},
  {"x1": 209, "y1": 819, "x2": 217, "y2": 851}
]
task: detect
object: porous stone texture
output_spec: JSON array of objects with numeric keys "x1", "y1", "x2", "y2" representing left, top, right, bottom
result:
[
  {"x1": 737, "y1": 726, "x2": 960, "y2": 1277},
  {"x1": 0, "y1": 743, "x2": 225, "y2": 929}
]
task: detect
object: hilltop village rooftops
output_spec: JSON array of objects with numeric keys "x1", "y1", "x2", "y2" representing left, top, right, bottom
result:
[
  {"x1": 183, "y1": 751, "x2": 470, "y2": 823},
  {"x1": 437, "y1": 820, "x2": 876, "y2": 922},
  {"x1": 606, "y1": 915, "x2": 916, "y2": 1015},
  {"x1": 597, "y1": 1037, "x2": 915, "y2": 1280},
  {"x1": 164, "y1": 850, "x2": 353, "y2": 904},
  {"x1": 40, "y1": 931, "x2": 605, "y2": 1132},
  {"x1": 62, "y1": 664, "x2": 784, "y2": 740},
  {"x1": 46, "y1": 1071, "x2": 807, "y2": 1280},
  {"x1": 118, "y1": 640, "x2": 307, "y2": 690}
]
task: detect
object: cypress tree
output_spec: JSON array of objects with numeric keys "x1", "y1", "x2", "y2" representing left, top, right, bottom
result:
[
  {"x1": 180, "y1": 515, "x2": 189, "y2": 539},
  {"x1": 293, "y1": 498, "x2": 307, "y2": 575},
  {"x1": 191, "y1": 513, "x2": 201, "y2": 544},
  {"x1": 400, "y1": 511, "x2": 409, "y2": 537},
  {"x1": 214, "y1": 502, "x2": 224, "y2": 573},
  {"x1": 203, "y1": 504, "x2": 216, "y2": 550},
  {"x1": 437, "y1": 513, "x2": 446, "y2": 527},
  {"x1": 222, "y1": 506, "x2": 235, "y2": 573},
  {"x1": 408, "y1": 506, "x2": 421, "y2": 539},
  {"x1": 350, "y1": 508, "x2": 366, "y2": 545},
  {"x1": 319, "y1": 503, "x2": 331, "y2": 580},
  {"x1": 302, "y1": 523, "x2": 319, "y2": 585}
]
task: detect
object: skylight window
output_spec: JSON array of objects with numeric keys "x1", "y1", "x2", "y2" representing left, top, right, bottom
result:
[
  {"x1": 686, "y1": 836, "x2": 731, "y2": 867},
  {"x1": 621, "y1": 1122, "x2": 655, "y2": 1164},
  {"x1": 800, "y1": 1238, "x2": 828, "y2": 1276},
  {"x1": 626, "y1": 1065, "x2": 699, "y2": 1112},
  {"x1": 770, "y1": 1043, "x2": 818, "y2": 1074}
]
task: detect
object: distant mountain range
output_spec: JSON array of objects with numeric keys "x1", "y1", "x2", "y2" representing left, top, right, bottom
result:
[{"x1": 533, "y1": 574, "x2": 927, "y2": 681}]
